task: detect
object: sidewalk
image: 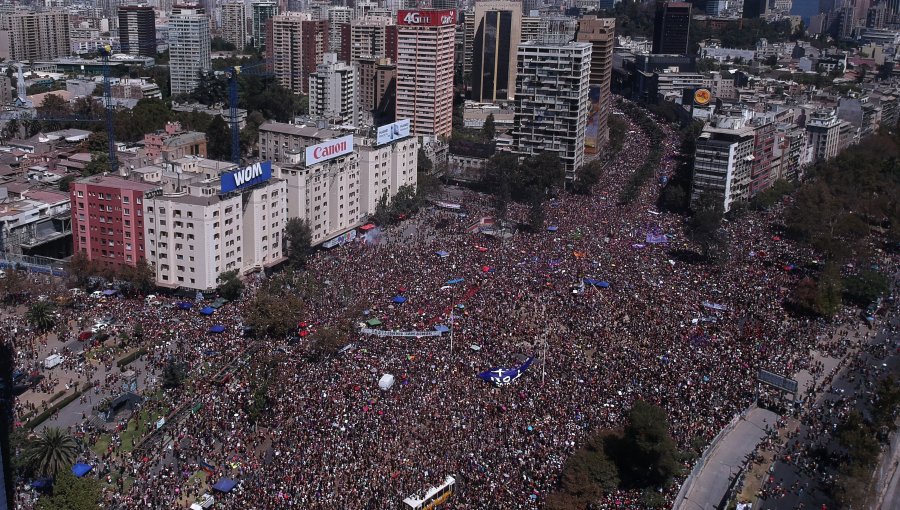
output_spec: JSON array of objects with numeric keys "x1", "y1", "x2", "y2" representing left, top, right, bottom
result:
[{"x1": 675, "y1": 407, "x2": 778, "y2": 510}]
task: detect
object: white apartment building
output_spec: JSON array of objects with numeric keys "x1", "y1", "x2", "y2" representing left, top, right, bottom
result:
[
  {"x1": 309, "y1": 53, "x2": 357, "y2": 125},
  {"x1": 262, "y1": 121, "x2": 417, "y2": 245},
  {"x1": 221, "y1": 1, "x2": 247, "y2": 50},
  {"x1": 347, "y1": 17, "x2": 394, "y2": 61},
  {"x1": 169, "y1": 6, "x2": 211, "y2": 96},
  {"x1": 512, "y1": 37, "x2": 591, "y2": 179},
  {"x1": 142, "y1": 157, "x2": 286, "y2": 291},
  {"x1": 395, "y1": 9, "x2": 456, "y2": 138},
  {"x1": 691, "y1": 119, "x2": 755, "y2": 212},
  {"x1": 805, "y1": 109, "x2": 841, "y2": 162}
]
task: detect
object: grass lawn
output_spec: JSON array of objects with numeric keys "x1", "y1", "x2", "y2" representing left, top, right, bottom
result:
[
  {"x1": 119, "y1": 407, "x2": 170, "y2": 453},
  {"x1": 178, "y1": 471, "x2": 210, "y2": 506},
  {"x1": 91, "y1": 435, "x2": 111, "y2": 457}
]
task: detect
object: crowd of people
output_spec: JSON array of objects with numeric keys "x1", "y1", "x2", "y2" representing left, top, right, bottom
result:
[{"x1": 8, "y1": 108, "x2": 898, "y2": 510}]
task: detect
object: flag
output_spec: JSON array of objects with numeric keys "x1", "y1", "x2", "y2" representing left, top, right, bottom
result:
[
  {"x1": 646, "y1": 233, "x2": 668, "y2": 244},
  {"x1": 478, "y1": 357, "x2": 535, "y2": 386}
]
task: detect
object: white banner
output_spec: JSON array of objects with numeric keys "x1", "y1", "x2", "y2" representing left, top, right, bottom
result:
[{"x1": 360, "y1": 328, "x2": 443, "y2": 338}]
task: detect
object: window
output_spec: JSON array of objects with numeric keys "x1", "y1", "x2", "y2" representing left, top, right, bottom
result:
[{"x1": 123, "y1": 196, "x2": 129, "y2": 204}]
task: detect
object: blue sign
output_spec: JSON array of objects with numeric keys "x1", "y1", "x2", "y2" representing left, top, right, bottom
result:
[
  {"x1": 478, "y1": 357, "x2": 535, "y2": 386},
  {"x1": 221, "y1": 161, "x2": 272, "y2": 193}
]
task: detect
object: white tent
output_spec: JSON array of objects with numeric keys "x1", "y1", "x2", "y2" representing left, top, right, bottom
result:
[{"x1": 378, "y1": 374, "x2": 395, "y2": 391}]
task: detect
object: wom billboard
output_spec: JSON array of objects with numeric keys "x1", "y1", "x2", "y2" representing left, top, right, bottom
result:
[
  {"x1": 221, "y1": 161, "x2": 272, "y2": 193},
  {"x1": 305, "y1": 135, "x2": 354, "y2": 165},
  {"x1": 376, "y1": 119, "x2": 411, "y2": 145}
]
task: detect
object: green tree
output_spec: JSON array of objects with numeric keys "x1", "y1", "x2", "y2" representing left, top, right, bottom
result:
[
  {"x1": 685, "y1": 194, "x2": 725, "y2": 261},
  {"x1": 161, "y1": 357, "x2": 186, "y2": 389},
  {"x1": 284, "y1": 218, "x2": 314, "y2": 268},
  {"x1": 305, "y1": 326, "x2": 345, "y2": 362},
  {"x1": 36, "y1": 471, "x2": 100, "y2": 510},
  {"x1": 190, "y1": 71, "x2": 227, "y2": 107},
  {"x1": 481, "y1": 113, "x2": 496, "y2": 140},
  {"x1": 211, "y1": 36, "x2": 237, "y2": 52},
  {"x1": 67, "y1": 252, "x2": 96, "y2": 287},
  {"x1": 24, "y1": 428, "x2": 78, "y2": 478},
  {"x1": 206, "y1": 115, "x2": 231, "y2": 160},
  {"x1": 57, "y1": 175, "x2": 75, "y2": 192},
  {"x1": 244, "y1": 274, "x2": 304, "y2": 337},
  {"x1": 842, "y1": 269, "x2": 889, "y2": 306},
  {"x1": 572, "y1": 160, "x2": 601, "y2": 195},
  {"x1": 118, "y1": 260, "x2": 155, "y2": 294},
  {"x1": 815, "y1": 262, "x2": 843, "y2": 317},
  {"x1": 417, "y1": 147, "x2": 433, "y2": 174},
  {"x1": 83, "y1": 153, "x2": 110, "y2": 176},
  {"x1": 528, "y1": 196, "x2": 545, "y2": 232},
  {"x1": 132, "y1": 322, "x2": 144, "y2": 342},
  {"x1": 619, "y1": 400, "x2": 679, "y2": 487},
  {"x1": 216, "y1": 270, "x2": 244, "y2": 301},
  {"x1": 373, "y1": 190, "x2": 392, "y2": 225},
  {"x1": 27, "y1": 301, "x2": 56, "y2": 331}
]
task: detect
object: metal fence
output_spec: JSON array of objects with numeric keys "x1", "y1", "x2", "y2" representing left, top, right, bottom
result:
[{"x1": 0, "y1": 251, "x2": 67, "y2": 276}]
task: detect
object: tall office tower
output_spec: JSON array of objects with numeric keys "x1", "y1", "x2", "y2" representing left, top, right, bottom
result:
[
  {"x1": 357, "y1": 56, "x2": 396, "y2": 126},
  {"x1": 521, "y1": 15, "x2": 576, "y2": 43},
  {"x1": 341, "y1": 17, "x2": 393, "y2": 63},
  {"x1": 743, "y1": 0, "x2": 768, "y2": 18},
  {"x1": 8, "y1": 11, "x2": 71, "y2": 61},
  {"x1": 652, "y1": 1, "x2": 691, "y2": 55},
  {"x1": 706, "y1": 0, "x2": 728, "y2": 15},
  {"x1": 867, "y1": 3, "x2": 886, "y2": 28},
  {"x1": 576, "y1": 16, "x2": 614, "y2": 151},
  {"x1": 98, "y1": 0, "x2": 119, "y2": 20},
  {"x1": 522, "y1": 0, "x2": 541, "y2": 15},
  {"x1": 309, "y1": 53, "x2": 357, "y2": 124},
  {"x1": 169, "y1": 6, "x2": 211, "y2": 96},
  {"x1": 221, "y1": 1, "x2": 247, "y2": 49},
  {"x1": 118, "y1": 6, "x2": 156, "y2": 57},
  {"x1": 395, "y1": 9, "x2": 456, "y2": 137},
  {"x1": 271, "y1": 13, "x2": 329, "y2": 94},
  {"x1": 470, "y1": 0, "x2": 522, "y2": 102},
  {"x1": 512, "y1": 34, "x2": 591, "y2": 179},
  {"x1": 252, "y1": 1, "x2": 278, "y2": 48},
  {"x1": 327, "y1": 6, "x2": 352, "y2": 60}
]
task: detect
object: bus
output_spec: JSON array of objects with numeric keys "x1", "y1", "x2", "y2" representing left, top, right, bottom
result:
[{"x1": 401, "y1": 476, "x2": 455, "y2": 510}]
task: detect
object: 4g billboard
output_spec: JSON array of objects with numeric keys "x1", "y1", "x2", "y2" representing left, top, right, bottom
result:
[{"x1": 397, "y1": 9, "x2": 456, "y2": 26}]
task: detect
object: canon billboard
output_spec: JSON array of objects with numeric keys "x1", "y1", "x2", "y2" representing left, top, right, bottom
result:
[
  {"x1": 397, "y1": 9, "x2": 455, "y2": 26},
  {"x1": 305, "y1": 135, "x2": 354, "y2": 165}
]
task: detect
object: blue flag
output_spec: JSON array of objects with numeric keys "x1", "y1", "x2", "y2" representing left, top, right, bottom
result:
[{"x1": 478, "y1": 357, "x2": 535, "y2": 386}]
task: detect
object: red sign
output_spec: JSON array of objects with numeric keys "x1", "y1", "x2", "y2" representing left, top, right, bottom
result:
[{"x1": 397, "y1": 9, "x2": 455, "y2": 26}]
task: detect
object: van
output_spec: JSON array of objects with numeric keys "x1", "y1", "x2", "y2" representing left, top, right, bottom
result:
[
  {"x1": 43, "y1": 354, "x2": 63, "y2": 369},
  {"x1": 189, "y1": 493, "x2": 215, "y2": 510}
]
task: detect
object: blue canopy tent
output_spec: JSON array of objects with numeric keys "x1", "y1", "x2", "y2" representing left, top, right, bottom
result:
[
  {"x1": 101, "y1": 289, "x2": 117, "y2": 296},
  {"x1": 72, "y1": 463, "x2": 92, "y2": 478},
  {"x1": 392, "y1": 296, "x2": 407, "y2": 304},
  {"x1": 178, "y1": 302, "x2": 193, "y2": 310},
  {"x1": 200, "y1": 306, "x2": 215, "y2": 315},
  {"x1": 213, "y1": 478, "x2": 238, "y2": 493},
  {"x1": 583, "y1": 278, "x2": 610, "y2": 288},
  {"x1": 446, "y1": 278, "x2": 464, "y2": 285},
  {"x1": 434, "y1": 325, "x2": 450, "y2": 334},
  {"x1": 435, "y1": 250, "x2": 450, "y2": 258},
  {"x1": 547, "y1": 226, "x2": 559, "y2": 232},
  {"x1": 208, "y1": 325, "x2": 226, "y2": 333}
]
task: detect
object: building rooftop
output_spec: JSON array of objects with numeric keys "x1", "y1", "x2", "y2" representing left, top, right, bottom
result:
[
  {"x1": 75, "y1": 175, "x2": 159, "y2": 191},
  {"x1": 259, "y1": 122, "x2": 341, "y2": 140}
]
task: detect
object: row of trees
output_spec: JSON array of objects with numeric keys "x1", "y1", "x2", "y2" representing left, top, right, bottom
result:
[
  {"x1": 478, "y1": 151, "x2": 565, "y2": 231},
  {"x1": 11, "y1": 427, "x2": 100, "y2": 510},
  {"x1": 617, "y1": 100, "x2": 665, "y2": 204},
  {"x1": 546, "y1": 400, "x2": 682, "y2": 509}
]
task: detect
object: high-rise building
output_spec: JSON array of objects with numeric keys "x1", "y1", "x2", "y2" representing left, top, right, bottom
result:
[
  {"x1": 70, "y1": 175, "x2": 157, "y2": 269},
  {"x1": 252, "y1": 1, "x2": 279, "y2": 48},
  {"x1": 691, "y1": 119, "x2": 755, "y2": 212},
  {"x1": 221, "y1": 1, "x2": 248, "y2": 50},
  {"x1": 576, "y1": 16, "x2": 615, "y2": 151},
  {"x1": 470, "y1": 0, "x2": 522, "y2": 103},
  {"x1": 271, "y1": 13, "x2": 329, "y2": 95},
  {"x1": 512, "y1": 36, "x2": 591, "y2": 179},
  {"x1": 118, "y1": 6, "x2": 156, "y2": 57},
  {"x1": 706, "y1": 0, "x2": 728, "y2": 16},
  {"x1": 327, "y1": 6, "x2": 353, "y2": 60},
  {"x1": 652, "y1": 1, "x2": 691, "y2": 55},
  {"x1": 340, "y1": 17, "x2": 395, "y2": 63},
  {"x1": 357, "y1": 56, "x2": 396, "y2": 126},
  {"x1": 309, "y1": 53, "x2": 357, "y2": 124},
  {"x1": 395, "y1": 9, "x2": 456, "y2": 137},
  {"x1": 169, "y1": 6, "x2": 211, "y2": 96},
  {"x1": 743, "y1": 0, "x2": 768, "y2": 18},
  {"x1": 806, "y1": 109, "x2": 841, "y2": 162},
  {"x1": 8, "y1": 11, "x2": 70, "y2": 61}
]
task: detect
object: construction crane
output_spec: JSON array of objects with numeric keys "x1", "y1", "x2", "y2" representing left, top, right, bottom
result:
[
  {"x1": 98, "y1": 45, "x2": 118, "y2": 173},
  {"x1": 225, "y1": 62, "x2": 272, "y2": 165}
]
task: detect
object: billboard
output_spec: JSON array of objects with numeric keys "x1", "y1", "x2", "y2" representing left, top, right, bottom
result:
[
  {"x1": 694, "y1": 88, "x2": 712, "y2": 105},
  {"x1": 322, "y1": 229, "x2": 357, "y2": 248},
  {"x1": 220, "y1": 161, "x2": 272, "y2": 193},
  {"x1": 376, "y1": 119, "x2": 411, "y2": 145},
  {"x1": 305, "y1": 135, "x2": 354, "y2": 165},
  {"x1": 585, "y1": 85, "x2": 602, "y2": 155},
  {"x1": 397, "y1": 9, "x2": 456, "y2": 26}
]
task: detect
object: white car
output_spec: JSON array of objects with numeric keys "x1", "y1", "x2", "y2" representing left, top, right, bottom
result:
[{"x1": 190, "y1": 493, "x2": 215, "y2": 510}]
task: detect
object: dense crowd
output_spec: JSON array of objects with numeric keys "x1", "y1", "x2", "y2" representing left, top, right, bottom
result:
[{"x1": 9, "y1": 109, "x2": 898, "y2": 510}]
